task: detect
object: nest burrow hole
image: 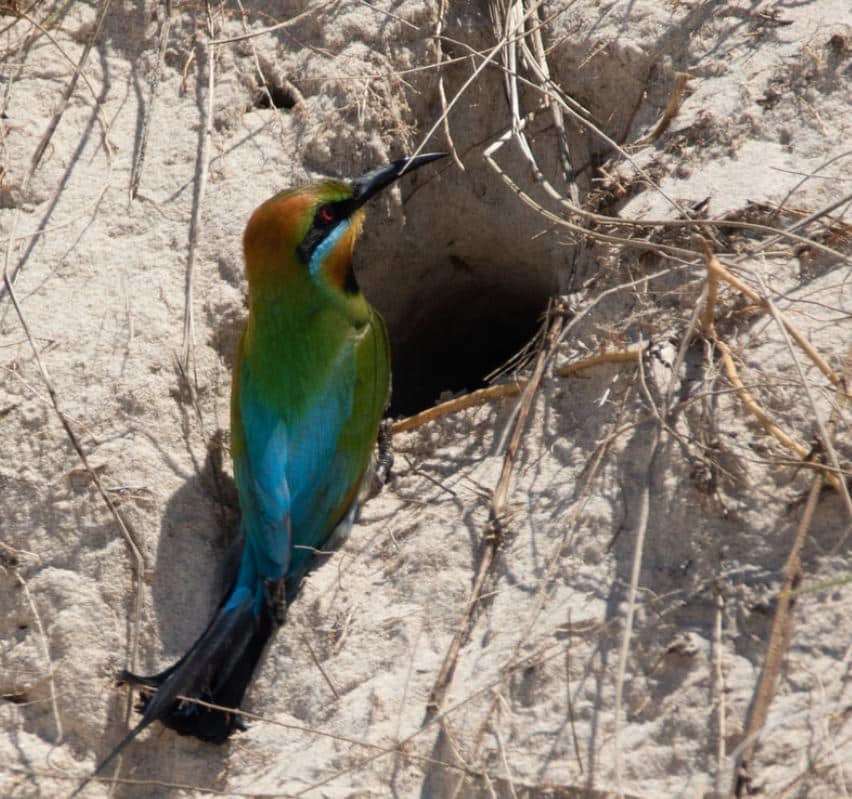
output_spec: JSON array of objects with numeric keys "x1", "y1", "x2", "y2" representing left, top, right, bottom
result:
[{"x1": 358, "y1": 197, "x2": 558, "y2": 418}]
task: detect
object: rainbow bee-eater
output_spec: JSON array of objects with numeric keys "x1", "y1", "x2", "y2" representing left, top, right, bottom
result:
[{"x1": 70, "y1": 152, "x2": 446, "y2": 796}]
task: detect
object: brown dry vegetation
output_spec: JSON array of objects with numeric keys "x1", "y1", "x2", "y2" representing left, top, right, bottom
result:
[{"x1": 1, "y1": 2, "x2": 850, "y2": 798}]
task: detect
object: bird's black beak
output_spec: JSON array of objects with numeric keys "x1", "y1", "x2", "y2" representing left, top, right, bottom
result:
[{"x1": 350, "y1": 152, "x2": 447, "y2": 211}]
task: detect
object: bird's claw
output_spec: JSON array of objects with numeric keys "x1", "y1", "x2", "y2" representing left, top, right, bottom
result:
[
  {"x1": 265, "y1": 578, "x2": 287, "y2": 625},
  {"x1": 370, "y1": 419, "x2": 394, "y2": 496}
]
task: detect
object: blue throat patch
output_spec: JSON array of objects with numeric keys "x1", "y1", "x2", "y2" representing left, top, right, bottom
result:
[{"x1": 308, "y1": 219, "x2": 350, "y2": 276}]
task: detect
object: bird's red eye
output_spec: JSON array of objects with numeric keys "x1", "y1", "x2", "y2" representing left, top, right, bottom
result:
[{"x1": 319, "y1": 204, "x2": 334, "y2": 223}]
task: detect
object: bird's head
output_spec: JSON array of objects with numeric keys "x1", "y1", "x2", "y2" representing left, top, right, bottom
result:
[{"x1": 243, "y1": 153, "x2": 445, "y2": 318}]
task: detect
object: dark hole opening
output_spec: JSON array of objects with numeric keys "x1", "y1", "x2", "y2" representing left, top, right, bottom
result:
[
  {"x1": 254, "y1": 83, "x2": 296, "y2": 111},
  {"x1": 386, "y1": 284, "x2": 548, "y2": 418}
]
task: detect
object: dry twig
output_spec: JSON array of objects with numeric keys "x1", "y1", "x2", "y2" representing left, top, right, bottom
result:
[
  {"x1": 1, "y1": 261, "x2": 146, "y2": 698},
  {"x1": 631, "y1": 71, "x2": 690, "y2": 148},
  {"x1": 713, "y1": 580, "x2": 728, "y2": 796},
  {"x1": 129, "y1": 0, "x2": 172, "y2": 200},
  {"x1": 181, "y1": 4, "x2": 217, "y2": 387},
  {"x1": 699, "y1": 241, "x2": 847, "y2": 494},
  {"x1": 434, "y1": 0, "x2": 464, "y2": 171},
  {"x1": 732, "y1": 466, "x2": 825, "y2": 797},
  {"x1": 425, "y1": 300, "x2": 565, "y2": 718},
  {"x1": 758, "y1": 271, "x2": 852, "y2": 518},
  {"x1": 613, "y1": 352, "x2": 662, "y2": 794},
  {"x1": 391, "y1": 347, "x2": 641, "y2": 434},
  {"x1": 27, "y1": 0, "x2": 114, "y2": 180}
]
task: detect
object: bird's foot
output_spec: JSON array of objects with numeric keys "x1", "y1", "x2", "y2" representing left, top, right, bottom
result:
[
  {"x1": 265, "y1": 578, "x2": 287, "y2": 625},
  {"x1": 370, "y1": 419, "x2": 394, "y2": 496}
]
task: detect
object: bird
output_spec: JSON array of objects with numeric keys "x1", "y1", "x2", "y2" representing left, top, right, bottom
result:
[{"x1": 69, "y1": 152, "x2": 446, "y2": 797}]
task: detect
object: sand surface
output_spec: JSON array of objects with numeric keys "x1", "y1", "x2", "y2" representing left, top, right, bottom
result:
[{"x1": 1, "y1": 2, "x2": 850, "y2": 797}]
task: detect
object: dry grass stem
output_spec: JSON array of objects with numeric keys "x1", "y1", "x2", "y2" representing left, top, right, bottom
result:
[
  {"x1": 16, "y1": 571, "x2": 63, "y2": 743},
  {"x1": 613, "y1": 367, "x2": 661, "y2": 795},
  {"x1": 700, "y1": 243, "x2": 846, "y2": 494},
  {"x1": 25, "y1": 0, "x2": 114, "y2": 179},
  {"x1": 631, "y1": 71, "x2": 690, "y2": 147},
  {"x1": 181, "y1": 4, "x2": 217, "y2": 386},
  {"x1": 391, "y1": 346, "x2": 640, "y2": 434},
  {"x1": 1, "y1": 264, "x2": 146, "y2": 684},
  {"x1": 129, "y1": 0, "x2": 172, "y2": 200},
  {"x1": 209, "y1": 0, "x2": 334, "y2": 45},
  {"x1": 708, "y1": 251, "x2": 844, "y2": 391},
  {"x1": 759, "y1": 274, "x2": 852, "y2": 518},
  {"x1": 713, "y1": 581, "x2": 728, "y2": 796},
  {"x1": 732, "y1": 466, "x2": 824, "y2": 797},
  {"x1": 426, "y1": 301, "x2": 565, "y2": 718},
  {"x1": 299, "y1": 633, "x2": 340, "y2": 700},
  {"x1": 434, "y1": 0, "x2": 464, "y2": 171}
]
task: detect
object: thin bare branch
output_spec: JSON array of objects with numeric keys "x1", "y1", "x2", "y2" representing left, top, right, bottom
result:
[
  {"x1": 732, "y1": 467, "x2": 824, "y2": 797},
  {"x1": 209, "y1": 0, "x2": 333, "y2": 45},
  {"x1": 426, "y1": 300, "x2": 565, "y2": 718},
  {"x1": 181, "y1": 6, "x2": 217, "y2": 387},
  {"x1": 2, "y1": 252, "x2": 146, "y2": 677},
  {"x1": 129, "y1": 0, "x2": 172, "y2": 200},
  {"x1": 758, "y1": 272, "x2": 852, "y2": 518},
  {"x1": 27, "y1": 0, "x2": 114, "y2": 180}
]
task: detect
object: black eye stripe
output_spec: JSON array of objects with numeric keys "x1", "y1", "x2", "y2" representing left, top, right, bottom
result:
[{"x1": 296, "y1": 198, "x2": 356, "y2": 265}]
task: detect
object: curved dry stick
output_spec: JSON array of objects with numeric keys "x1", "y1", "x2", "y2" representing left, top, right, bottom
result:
[
  {"x1": 732, "y1": 467, "x2": 824, "y2": 797},
  {"x1": 181, "y1": 13, "x2": 216, "y2": 386},
  {"x1": 425, "y1": 301, "x2": 565, "y2": 719},
  {"x1": 699, "y1": 243, "x2": 845, "y2": 495},
  {"x1": 463, "y1": 38, "x2": 852, "y2": 268},
  {"x1": 452, "y1": 33, "x2": 689, "y2": 219},
  {"x1": 390, "y1": 347, "x2": 641, "y2": 435},
  {"x1": 434, "y1": 0, "x2": 465, "y2": 171},
  {"x1": 27, "y1": 0, "x2": 114, "y2": 180},
  {"x1": 707, "y1": 250, "x2": 844, "y2": 392},
  {"x1": 758, "y1": 274, "x2": 852, "y2": 519},
  {"x1": 129, "y1": 0, "x2": 172, "y2": 200},
  {"x1": 1, "y1": 271, "x2": 147, "y2": 675}
]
